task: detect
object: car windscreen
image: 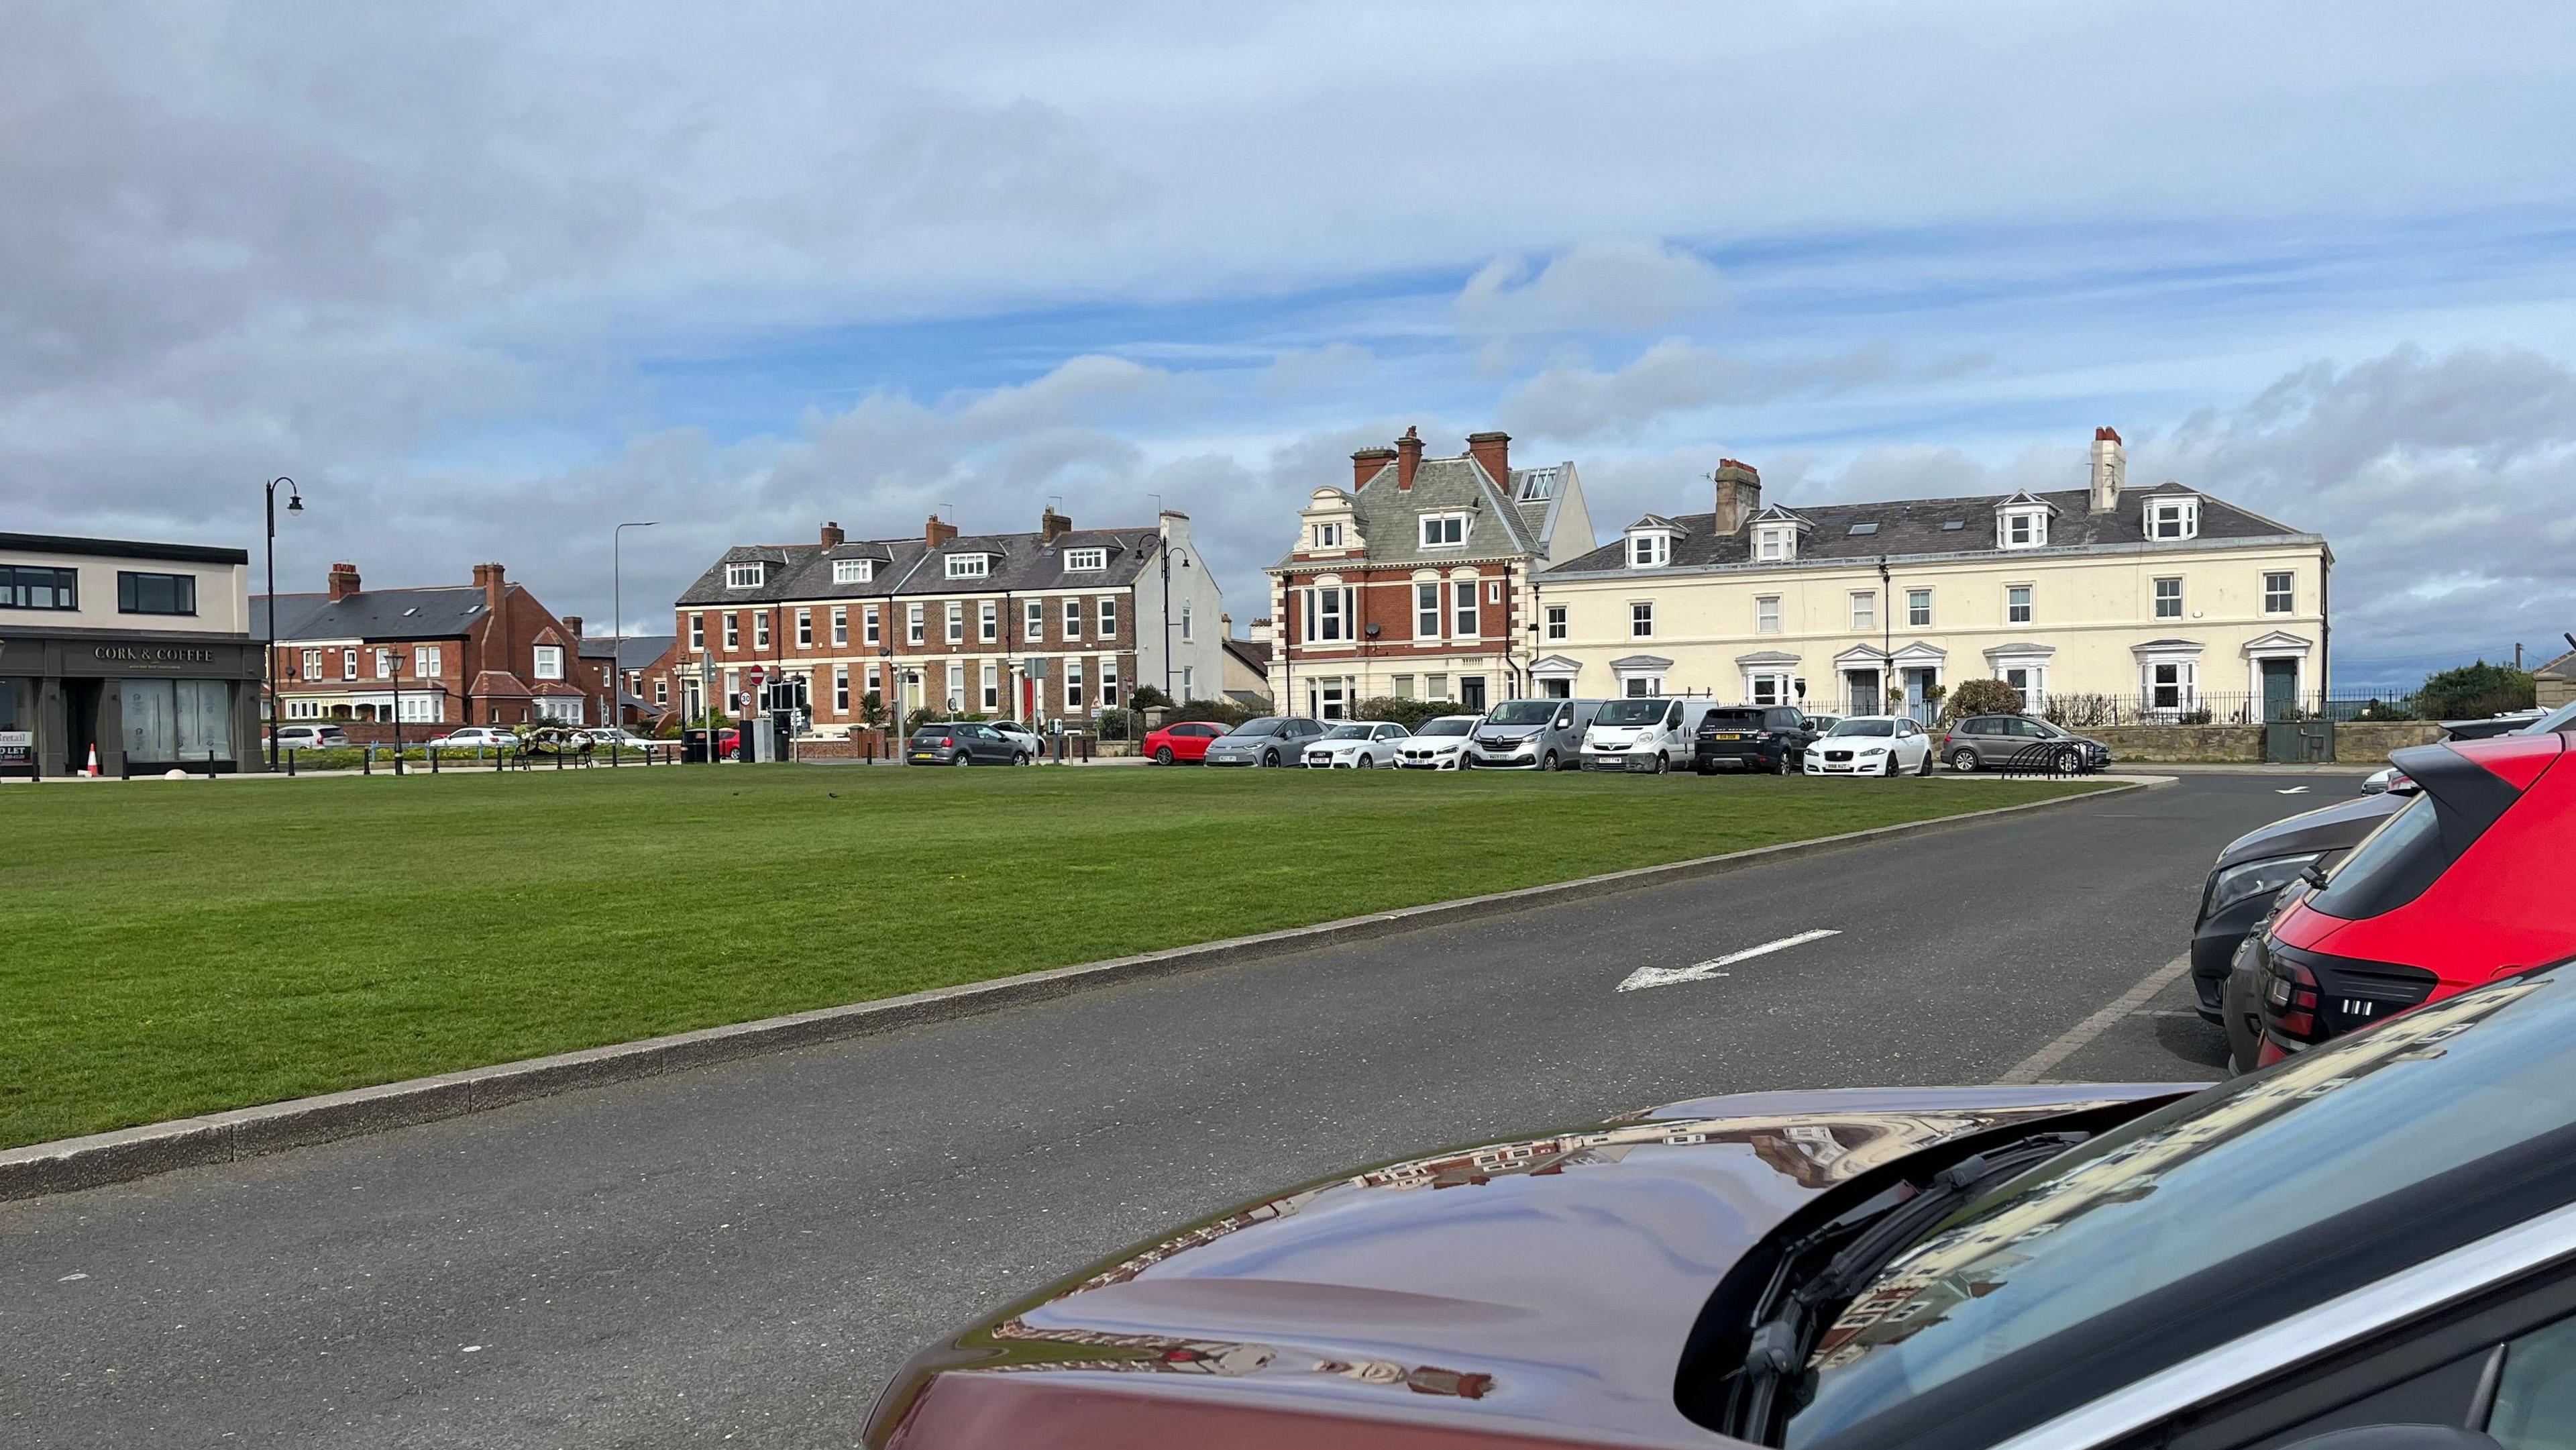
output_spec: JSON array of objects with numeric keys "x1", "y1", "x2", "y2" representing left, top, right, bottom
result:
[
  {"x1": 1487, "y1": 701, "x2": 1556, "y2": 725},
  {"x1": 1226, "y1": 718, "x2": 1285, "y2": 736},
  {"x1": 1701, "y1": 709, "x2": 1765, "y2": 731},
  {"x1": 1319, "y1": 725, "x2": 1369, "y2": 741},
  {"x1": 1417, "y1": 718, "x2": 1474, "y2": 737},
  {"x1": 1783, "y1": 969, "x2": 2576, "y2": 1450},
  {"x1": 1594, "y1": 700, "x2": 1665, "y2": 726},
  {"x1": 1826, "y1": 719, "x2": 1894, "y2": 737}
]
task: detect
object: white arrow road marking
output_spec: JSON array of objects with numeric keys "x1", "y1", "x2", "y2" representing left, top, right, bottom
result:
[
  {"x1": 2275, "y1": 786, "x2": 2310, "y2": 794},
  {"x1": 1616, "y1": 929, "x2": 1842, "y2": 992}
]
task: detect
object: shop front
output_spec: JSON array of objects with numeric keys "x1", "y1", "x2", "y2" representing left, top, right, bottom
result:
[{"x1": 0, "y1": 631, "x2": 267, "y2": 776}]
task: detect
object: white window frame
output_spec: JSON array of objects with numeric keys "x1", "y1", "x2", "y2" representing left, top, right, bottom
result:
[
  {"x1": 1065, "y1": 658, "x2": 1085, "y2": 711},
  {"x1": 1630, "y1": 601, "x2": 1655, "y2": 639},
  {"x1": 533, "y1": 645, "x2": 565, "y2": 681},
  {"x1": 1754, "y1": 525, "x2": 1796, "y2": 562},
  {"x1": 1097, "y1": 597, "x2": 1116, "y2": 638},
  {"x1": 342, "y1": 648, "x2": 358, "y2": 681},
  {"x1": 1756, "y1": 595, "x2": 1782, "y2": 634},
  {"x1": 906, "y1": 603, "x2": 924, "y2": 645},
  {"x1": 945, "y1": 554, "x2": 989, "y2": 580},
  {"x1": 1313, "y1": 522, "x2": 1342, "y2": 550},
  {"x1": 1181, "y1": 604, "x2": 1192, "y2": 642},
  {"x1": 1907, "y1": 589, "x2": 1932, "y2": 628},
  {"x1": 2006, "y1": 584, "x2": 2034, "y2": 625},
  {"x1": 1850, "y1": 591, "x2": 1876, "y2": 632},
  {"x1": 1420, "y1": 513, "x2": 1468, "y2": 549},
  {"x1": 753, "y1": 613, "x2": 770, "y2": 649},
  {"x1": 2147, "y1": 496, "x2": 2201, "y2": 541},
  {"x1": 945, "y1": 601, "x2": 963, "y2": 645},
  {"x1": 946, "y1": 662, "x2": 965, "y2": 712},
  {"x1": 1452, "y1": 576, "x2": 1477, "y2": 638},
  {"x1": 831, "y1": 607, "x2": 847, "y2": 647},
  {"x1": 1307, "y1": 582, "x2": 1354, "y2": 643},
  {"x1": 1063, "y1": 548, "x2": 1107, "y2": 572},
  {"x1": 1415, "y1": 581, "x2": 1440, "y2": 639},
  {"x1": 655, "y1": 678, "x2": 668, "y2": 707},
  {"x1": 2263, "y1": 571, "x2": 2295, "y2": 615},
  {"x1": 2153, "y1": 576, "x2": 2184, "y2": 620},
  {"x1": 863, "y1": 605, "x2": 881, "y2": 647},
  {"x1": 1629, "y1": 532, "x2": 1670, "y2": 568},
  {"x1": 1392, "y1": 674, "x2": 1415, "y2": 700},
  {"x1": 1026, "y1": 599, "x2": 1044, "y2": 641},
  {"x1": 688, "y1": 614, "x2": 704, "y2": 650},
  {"x1": 833, "y1": 558, "x2": 873, "y2": 584},
  {"x1": 724, "y1": 562, "x2": 764, "y2": 589},
  {"x1": 417, "y1": 645, "x2": 441, "y2": 676},
  {"x1": 833, "y1": 665, "x2": 850, "y2": 713},
  {"x1": 301, "y1": 648, "x2": 322, "y2": 679},
  {"x1": 796, "y1": 608, "x2": 812, "y2": 647},
  {"x1": 1102, "y1": 658, "x2": 1120, "y2": 707},
  {"x1": 1063, "y1": 599, "x2": 1083, "y2": 640},
  {"x1": 980, "y1": 600, "x2": 998, "y2": 643},
  {"x1": 1544, "y1": 604, "x2": 1568, "y2": 641},
  {"x1": 980, "y1": 661, "x2": 999, "y2": 711},
  {"x1": 374, "y1": 647, "x2": 395, "y2": 678},
  {"x1": 1999, "y1": 507, "x2": 2049, "y2": 550}
]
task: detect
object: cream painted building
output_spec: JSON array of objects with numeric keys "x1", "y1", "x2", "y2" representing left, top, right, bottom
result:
[{"x1": 1529, "y1": 433, "x2": 2333, "y2": 723}]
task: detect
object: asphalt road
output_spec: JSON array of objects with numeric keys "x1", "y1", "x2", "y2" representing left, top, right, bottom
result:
[{"x1": 1, "y1": 774, "x2": 2353, "y2": 1448}]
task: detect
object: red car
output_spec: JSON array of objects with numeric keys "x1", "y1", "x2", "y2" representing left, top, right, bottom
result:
[
  {"x1": 1142, "y1": 721, "x2": 1225, "y2": 765},
  {"x1": 2253, "y1": 729, "x2": 2576, "y2": 1065}
]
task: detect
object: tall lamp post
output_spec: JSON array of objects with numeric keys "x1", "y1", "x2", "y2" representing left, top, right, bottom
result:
[
  {"x1": 386, "y1": 648, "x2": 403, "y2": 772},
  {"x1": 612, "y1": 521, "x2": 658, "y2": 732},
  {"x1": 263, "y1": 476, "x2": 304, "y2": 770}
]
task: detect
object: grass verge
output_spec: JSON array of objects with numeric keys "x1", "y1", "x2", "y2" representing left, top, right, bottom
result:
[{"x1": 1, "y1": 765, "x2": 2104, "y2": 1146}]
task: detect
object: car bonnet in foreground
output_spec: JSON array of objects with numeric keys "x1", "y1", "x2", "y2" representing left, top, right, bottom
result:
[{"x1": 861, "y1": 1084, "x2": 2186, "y2": 1449}]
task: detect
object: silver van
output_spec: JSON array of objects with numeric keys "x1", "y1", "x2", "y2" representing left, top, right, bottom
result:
[
  {"x1": 1581, "y1": 697, "x2": 1725, "y2": 774},
  {"x1": 1468, "y1": 698, "x2": 1606, "y2": 771}
]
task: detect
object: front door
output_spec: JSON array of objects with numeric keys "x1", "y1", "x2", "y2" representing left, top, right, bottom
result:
[
  {"x1": 1459, "y1": 676, "x2": 1487, "y2": 711},
  {"x1": 1845, "y1": 668, "x2": 1880, "y2": 717},
  {"x1": 2261, "y1": 659, "x2": 2299, "y2": 721},
  {"x1": 1902, "y1": 668, "x2": 1939, "y2": 725}
]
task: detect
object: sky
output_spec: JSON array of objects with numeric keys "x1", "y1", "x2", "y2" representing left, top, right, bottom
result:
[{"x1": 9, "y1": 2, "x2": 2576, "y2": 682}]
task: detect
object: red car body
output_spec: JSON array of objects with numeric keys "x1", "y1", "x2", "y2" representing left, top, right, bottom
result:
[
  {"x1": 2256, "y1": 730, "x2": 2576, "y2": 1064},
  {"x1": 1143, "y1": 721, "x2": 1224, "y2": 764},
  {"x1": 861, "y1": 1083, "x2": 2184, "y2": 1449}
]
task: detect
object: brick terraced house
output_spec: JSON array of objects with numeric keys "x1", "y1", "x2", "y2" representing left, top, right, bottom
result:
[
  {"x1": 669, "y1": 509, "x2": 1226, "y2": 733},
  {"x1": 258, "y1": 561, "x2": 607, "y2": 728},
  {"x1": 1269, "y1": 427, "x2": 1595, "y2": 719}
]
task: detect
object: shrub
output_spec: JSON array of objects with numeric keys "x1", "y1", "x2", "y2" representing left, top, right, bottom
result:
[
  {"x1": 1354, "y1": 696, "x2": 1468, "y2": 731},
  {"x1": 1093, "y1": 707, "x2": 1141, "y2": 741},
  {"x1": 1168, "y1": 697, "x2": 1256, "y2": 728},
  {"x1": 2418, "y1": 661, "x2": 2536, "y2": 721},
  {"x1": 1942, "y1": 678, "x2": 2028, "y2": 721},
  {"x1": 1128, "y1": 684, "x2": 1175, "y2": 710},
  {"x1": 2354, "y1": 697, "x2": 2420, "y2": 722}
]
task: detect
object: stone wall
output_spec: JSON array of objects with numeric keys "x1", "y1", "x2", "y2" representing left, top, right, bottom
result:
[
  {"x1": 2087, "y1": 720, "x2": 2445, "y2": 763},
  {"x1": 2334, "y1": 721, "x2": 2446, "y2": 762}
]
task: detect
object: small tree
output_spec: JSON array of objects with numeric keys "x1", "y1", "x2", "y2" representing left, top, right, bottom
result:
[
  {"x1": 1354, "y1": 696, "x2": 1466, "y2": 731},
  {"x1": 2418, "y1": 661, "x2": 2536, "y2": 721},
  {"x1": 1129, "y1": 684, "x2": 1175, "y2": 710},
  {"x1": 1942, "y1": 678, "x2": 2028, "y2": 721},
  {"x1": 858, "y1": 690, "x2": 885, "y2": 729},
  {"x1": 1169, "y1": 697, "x2": 1256, "y2": 728}
]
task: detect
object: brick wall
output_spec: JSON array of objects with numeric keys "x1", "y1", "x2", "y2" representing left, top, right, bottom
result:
[{"x1": 2088, "y1": 720, "x2": 2446, "y2": 763}]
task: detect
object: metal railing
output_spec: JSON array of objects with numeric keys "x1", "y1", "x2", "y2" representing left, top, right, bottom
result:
[{"x1": 2033, "y1": 689, "x2": 2430, "y2": 728}]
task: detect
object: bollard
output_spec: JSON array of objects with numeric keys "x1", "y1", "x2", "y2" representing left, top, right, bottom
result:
[
  {"x1": 362, "y1": 747, "x2": 372, "y2": 776},
  {"x1": 554, "y1": 750, "x2": 563, "y2": 771},
  {"x1": 493, "y1": 747, "x2": 502, "y2": 772},
  {"x1": 431, "y1": 747, "x2": 439, "y2": 774},
  {"x1": 286, "y1": 749, "x2": 297, "y2": 778}
]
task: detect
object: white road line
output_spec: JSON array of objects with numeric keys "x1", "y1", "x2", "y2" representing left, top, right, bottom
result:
[
  {"x1": 1996, "y1": 951, "x2": 2194, "y2": 1084},
  {"x1": 2275, "y1": 786, "x2": 2310, "y2": 794},
  {"x1": 1616, "y1": 929, "x2": 1841, "y2": 993}
]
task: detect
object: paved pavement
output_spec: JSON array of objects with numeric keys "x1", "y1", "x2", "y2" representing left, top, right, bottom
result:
[{"x1": 0, "y1": 774, "x2": 2351, "y2": 1448}]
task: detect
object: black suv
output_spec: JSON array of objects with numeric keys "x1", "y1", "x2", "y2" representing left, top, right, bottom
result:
[{"x1": 1693, "y1": 705, "x2": 1815, "y2": 775}]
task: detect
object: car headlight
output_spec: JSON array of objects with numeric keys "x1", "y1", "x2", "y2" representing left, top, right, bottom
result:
[{"x1": 2204, "y1": 853, "x2": 2321, "y2": 919}]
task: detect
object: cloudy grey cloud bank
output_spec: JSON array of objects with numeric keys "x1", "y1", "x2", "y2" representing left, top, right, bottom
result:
[{"x1": 5, "y1": 2, "x2": 2575, "y2": 675}]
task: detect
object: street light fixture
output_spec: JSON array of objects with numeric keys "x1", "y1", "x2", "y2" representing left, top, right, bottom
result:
[
  {"x1": 613, "y1": 521, "x2": 658, "y2": 733},
  {"x1": 264, "y1": 476, "x2": 305, "y2": 771}
]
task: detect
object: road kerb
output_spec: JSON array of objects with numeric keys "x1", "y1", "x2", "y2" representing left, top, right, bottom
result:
[{"x1": 1, "y1": 774, "x2": 2165, "y2": 1201}]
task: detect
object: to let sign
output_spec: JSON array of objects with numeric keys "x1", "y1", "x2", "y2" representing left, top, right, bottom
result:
[{"x1": 0, "y1": 730, "x2": 31, "y2": 766}]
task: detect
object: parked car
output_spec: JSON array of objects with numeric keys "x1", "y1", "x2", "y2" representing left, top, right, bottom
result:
[
  {"x1": 906, "y1": 721, "x2": 1030, "y2": 766},
  {"x1": 2359, "y1": 764, "x2": 2412, "y2": 794},
  {"x1": 1301, "y1": 721, "x2": 1407, "y2": 769},
  {"x1": 2441, "y1": 706, "x2": 2552, "y2": 741},
  {"x1": 1581, "y1": 697, "x2": 1721, "y2": 773},
  {"x1": 1393, "y1": 715, "x2": 1481, "y2": 770},
  {"x1": 1142, "y1": 720, "x2": 1226, "y2": 765},
  {"x1": 1807, "y1": 715, "x2": 1934, "y2": 776},
  {"x1": 2204, "y1": 697, "x2": 2576, "y2": 1048},
  {"x1": 2245, "y1": 729, "x2": 2576, "y2": 1070},
  {"x1": 1466, "y1": 698, "x2": 1605, "y2": 770},
  {"x1": 1201, "y1": 716, "x2": 1326, "y2": 768},
  {"x1": 987, "y1": 719, "x2": 1044, "y2": 757},
  {"x1": 1940, "y1": 712, "x2": 2110, "y2": 774},
  {"x1": 716, "y1": 726, "x2": 739, "y2": 760},
  {"x1": 867, "y1": 964, "x2": 2576, "y2": 1450},
  {"x1": 267, "y1": 723, "x2": 350, "y2": 750},
  {"x1": 580, "y1": 727, "x2": 657, "y2": 752},
  {"x1": 1693, "y1": 705, "x2": 1816, "y2": 775},
  {"x1": 425, "y1": 726, "x2": 517, "y2": 752}
]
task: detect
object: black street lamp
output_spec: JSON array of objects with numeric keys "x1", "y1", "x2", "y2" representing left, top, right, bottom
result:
[{"x1": 264, "y1": 476, "x2": 304, "y2": 770}]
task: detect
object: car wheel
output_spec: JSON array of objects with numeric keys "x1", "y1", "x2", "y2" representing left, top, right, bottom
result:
[
  {"x1": 1882, "y1": 754, "x2": 1898, "y2": 778},
  {"x1": 1776, "y1": 752, "x2": 1794, "y2": 776},
  {"x1": 1916, "y1": 748, "x2": 1935, "y2": 776},
  {"x1": 1263, "y1": 749, "x2": 1279, "y2": 768},
  {"x1": 1014, "y1": 752, "x2": 1031, "y2": 766},
  {"x1": 1155, "y1": 745, "x2": 1175, "y2": 765},
  {"x1": 952, "y1": 754, "x2": 971, "y2": 767},
  {"x1": 2054, "y1": 747, "x2": 2082, "y2": 774},
  {"x1": 1542, "y1": 751, "x2": 1558, "y2": 771},
  {"x1": 1652, "y1": 754, "x2": 1668, "y2": 776},
  {"x1": 1949, "y1": 747, "x2": 1980, "y2": 773}
]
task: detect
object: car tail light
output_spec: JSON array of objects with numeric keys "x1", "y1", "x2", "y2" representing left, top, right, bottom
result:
[
  {"x1": 939, "y1": 735, "x2": 955, "y2": 747},
  {"x1": 2259, "y1": 939, "x2": 2440, "y2": 1047},
  {"x1": 2260, "y1": 952, "x2": 2322, "y2": 1041}
]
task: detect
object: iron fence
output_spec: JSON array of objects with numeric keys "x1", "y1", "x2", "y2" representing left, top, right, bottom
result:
[{"x1": 2032, "y1": 688, "x2": 2430, "y2": 729}]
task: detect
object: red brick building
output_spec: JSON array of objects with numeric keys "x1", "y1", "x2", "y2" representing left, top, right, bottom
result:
[
  {"x1": 258, "y1": 560, "x2": 607, "y2": 728},
  {"x1": 1267, "y1": 428, "x2": 1595, "y2": 718}
]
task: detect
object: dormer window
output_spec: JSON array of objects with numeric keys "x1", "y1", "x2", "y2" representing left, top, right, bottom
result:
[
  {"x1": 1063, "y1": 547, "x2": 1107, "y2": 572},
  {"x1": 1997, "y1": 506, "x2": 2051, "y2": 550},
  {"x1": 945, "y1": 553, "x2": 990, "y2": 580},
  {"x1": 724, "y1": 562, "x2": 766, "y2": 588},
  {"x1": 832, "y1": 558, "x2": 873, "y2": 584},
  {"x1": 1312, "y1": 522, "x2": 1344, "y2": 550},
  {"x1": 1517, "y1": 469, "x2": 1557, "y2": 502},
  {"x1": 1420, "y1": 513, "x2": 1468, "y2": 549},
  {"x1": 1628, "y1": 533, "x2": 1672, "y2": 568},
  {"x1": 1753, "y1": 524, "x2": 1797, "y2": 563},
  {"x1": 2146, "y1": 495, "x2": 2200, "y2": 541}
]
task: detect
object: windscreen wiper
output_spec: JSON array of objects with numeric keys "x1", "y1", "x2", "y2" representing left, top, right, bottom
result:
[{"x1": 1733, "y1": 1133, "x2": 2083, "y2": 1439}]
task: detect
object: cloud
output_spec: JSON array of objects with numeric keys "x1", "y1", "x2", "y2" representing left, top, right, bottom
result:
[
  {"x1": 1498, "y1": 340, "x2": 1919, "y2": 440},
  {"x1": 1455, "y1": 243, "x2": 1725, "y2": 346}
]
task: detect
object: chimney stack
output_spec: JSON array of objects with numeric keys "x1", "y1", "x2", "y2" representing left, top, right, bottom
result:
[
  {"x1": 1351, "y1": 446, "x2": 1396, "y2": 488},
  {"x1": 1040, "y1": 507, "x2": 1073, "y2": 546},
  {"x1": 474, "y1": 562, "x2": 506, "y2": 620},
  {"x1": 926, "y1": 515, "x2": 959, "y2": 550},
  {"x1": 561, "y1": 615, "x2": 583, "y2": 638},
  {"x1": 819, "y1": 520, "x2": 845, "y2": 548},
  {"x1": 2089, "y1": 427, "x2": 2126, "y2": 513},
  {"x1": 1395, "y1": 426, "x2": 1424, "y2": 490},
  {"x1": 326, "y1": 562, "x2": 362, "y2": 602},
  {"x1": 1248, "y1": 616, "x2": 1273, "y2": 643},
  {"x1": 1713, "y1": 459, "x2": 1764, "y2": 534},
  {"x1": 1466, "y1": 430, "x2": 1511, "y2": 486}
]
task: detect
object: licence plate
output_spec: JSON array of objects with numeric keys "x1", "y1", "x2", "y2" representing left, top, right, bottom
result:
[{"x1": 1711, "y1": 732, "x2": 1750, "y2": 740}]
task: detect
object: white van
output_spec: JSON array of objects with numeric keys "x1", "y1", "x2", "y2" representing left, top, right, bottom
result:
[{"x1": 1581, "y1": 697, "x2": 1723, "y2": 774}]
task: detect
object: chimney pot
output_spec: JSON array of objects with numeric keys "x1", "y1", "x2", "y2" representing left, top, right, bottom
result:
[
  {"x1": 327, "y1": 562, "x2": 362, "y2": 603},
  {"x1": 1040, "y1": 507, "x2": 1073, "y2": 546},
  {"x1": 819, "y1": 520, "x2": 845, "y2": 548},
  {"x1": 1395, "y1": 425, "x2": 1424, "y2": 490},
  {"x1": 926, "y1": 515, "x2": 959, "y2": 550},
  {"x1": 1350, "y1": 446, "x2": 1397, "y2": 489},
  {"x1": 1466, "y1": 430, "x2": 1511, "y2": 488},
  {"x1": 1713, "y1": 459, "x2": 1764, "y2": 534}
]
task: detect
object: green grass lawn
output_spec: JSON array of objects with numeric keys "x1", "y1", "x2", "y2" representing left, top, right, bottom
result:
[{"x1": 0, "y1": 765, "x2": 2104, "y2": 1147}]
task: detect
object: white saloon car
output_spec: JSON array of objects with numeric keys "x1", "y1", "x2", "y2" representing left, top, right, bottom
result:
[
  {"x1": 1805, "y1": 715, "x2": 1935, "y2": 776},
  {"x1": 1394, "y1": 715, "x2": 1481, "y2": 770},
  {"x1": 1302, "y1": 721, "x2": 1408, "y2": 768},
  {"x1": 427, "y1": 726, "x2": 519, "y2": 752}
]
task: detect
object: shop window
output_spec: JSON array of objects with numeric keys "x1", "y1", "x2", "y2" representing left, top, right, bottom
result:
[{"x1": 117, "y1": 571, "x2": 197, "y2": 616}]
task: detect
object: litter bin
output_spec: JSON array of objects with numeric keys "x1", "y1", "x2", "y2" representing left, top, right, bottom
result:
[{"x1": 682, "y1": 728, "x2": 711, "y2": 764}]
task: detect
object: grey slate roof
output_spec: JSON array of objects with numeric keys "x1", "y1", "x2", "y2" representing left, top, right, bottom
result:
[
  {"x1": 1275, "y1": 454, "x2": 1557, "y2": 570},
  {"x1": 578, "y1": 634, "x2": 676, "y2": 669},
  {"x1": 674, "y1": 527, "x2": 1163, "y2": 607},
  {"x1": 256, "y1": 586, "x2": 498, "y2": 642},
  {"x1": 1546, "y1": 482, "x2": 2311, "y2": 576}
]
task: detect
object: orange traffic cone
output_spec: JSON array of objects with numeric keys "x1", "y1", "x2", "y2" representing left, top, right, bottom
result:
[{"x1": 85, "y1": 745, "x2": 101, "y2": 778}]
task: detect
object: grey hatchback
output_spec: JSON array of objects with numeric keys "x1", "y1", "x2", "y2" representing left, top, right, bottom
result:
[
  {"x1": 908, "y1": 722, "x2": 1028, "y2": 766},
  {"x1": 1939, "y1": 713, "x2": 2110, "y2": 773}
]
